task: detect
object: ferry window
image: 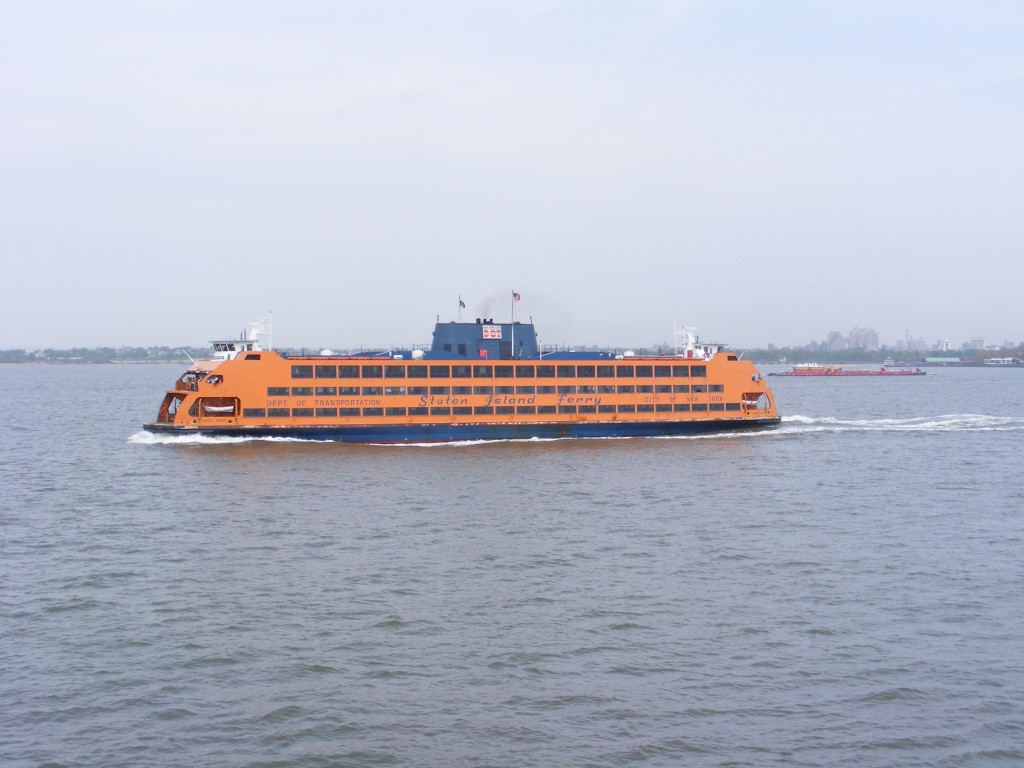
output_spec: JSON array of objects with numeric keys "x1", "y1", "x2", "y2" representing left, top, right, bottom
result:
[
  {"x1": 430, "y1": 386, "x2": 450, "y2": 395},
  {"x1": 517, "y1": 406, "x2": 536, "y2": 415},
  {"x1": 656, "y1": 404, "x2": 672, "y2": 412},
  {"x1": 408, "y1": 407, "x2": 428, "y2": 416},
  {"x1": 617, "y1": 405, "x2": 636, "y2": 413},
  {"x1": 292, "y1": 408, "x2": 314, "y2": 418},
  {"x1": 494, "y1": 366, "x2": 514, "y2": 378},
  {"x1": 453, "y1": 386, "x2": 472, "y2": 395},
  {"x1": 616, "y1": 366, "x2": 634, "y2": 377},
  {"x1": 556, "y1": 365, "x2": 575, "y2": 378},
  {"x1": 431, "y1": 407, "x2": 451, "y2": 416},
  {"x1": 495, "y1": 406, "x2": 515, "y2": 415},
  {"x1": 316, "y1": 408, "x2": 337, "y2": 417},
  {"x1": 362, "y1": 386, "x2": 382, "y2": 395},
  {"x1": 474, "y1": 386, "x2": 493, "y2": 395},
  {"x1": 597, "y1": 365, "x2": 615, "y2": 378},
  {"x1": 637, "y1": 404, "x2": 654, "y2": 413},
  {"x1": 691, "y1": 403, "x2": 708, "y2": 412},
  {"x1": 726, "y1": 403, "x2": 741, "y2": 411},
  {"x1": 558, "y1": 405, "x2": 577, "y2": 414},
  {"x1": 452, "y1": 406, "x2": 472, "y2": 415},
  {"x1": 598, "y1": 404, "x2": 616, "y2": 413},
  {"x1": 655, "y1": 385, "x2": 672, "y2": 393},
  {"x1": 691, "y1": 384, "x2": 707, "y2": 393},
  {"x1": 473, "y1": 406, "x2": 494, "y2": 415},
  {"x1": 338, "y1": 365, "x2": 359, "y2": 378},
  {"x1": 339, "y1": 386, "x2": 359, "y2": 395},
  {"x1": 242, "y1": 408, "x2": 266, "y2": 418},
  {"x1": 577, "y1": 365, "x2": 596, "y2": 378},
  {"x1": 578, "y1": 405, "x2": 597, "y2": 414},
  {"x1": 578, "y1": 385, "x2": 597, "y2": 394},
  {"x1": 408, "y1": 386, "x2": 428, "y2": 395},
  {"x1": 709, "y1": 403, "x2": 725, "y2": 411},
  {"x1": 709, "y1": 384, "x2": 724, "y2": 393},
  {"x1": 673, "y1": 403, "x2": 691, "y2": 412},
  {"x1": 673, "y1": 365, "x2": 690, "y2": 378},
  {"x1": 443, "y1": 344, "x2": 452, "y2": 352},
  {"x1": 537, "y1": 405, "x2": 557, "y2": 414},
  {"x1": 636, "y1": 385, "x2": 654, "y2": 393},
  {"x1": 516, "y1": 365, "x2": 535, "y2": 378},
  {"x1": 617, "y1": 385, "x2": 635, "y2": 394},
  {"x1": 557, "y1": 385, "x2": 576, "y2": 394},
  {"x1": 291, "y1": 365, "x2": 313, "y2": 379},
  {"x1": 291, "y1": 387, "x2": 313, "y2": 396},
  {"x1": 267, "y1": 387, "x2": 289, "y2": 396},
  {"x1": 268, "y1": 408, "x2": 290, "y2": 418},
  {"x1": 635, "y1": 365, "x2": 653, "y2": 378},
  {"x1": 452, "y1": 365, "x2": 472, "y2": 378},
  {"x1": 654, "y1": 366, "x2": 671, "y2": 378},
  {"x1": 598, "y1": 385, "x2": 616, "y2": 394},
  {"x1": 385, "y1": 365, "x2": 405, "y2": 378},
  {"x1": 385, "y1": 407, "x2": 407, "y2": 416},
  {"x1": 315, "y1": 365, "x2": 337, "y2": 378},
  {"x1": 495, "y1": 386, "x2": 515, "y2": 395},
  {"x1": 245, "y1": 354, "x2": 261, "y2": 361},
  {"x1": 362, "y1": 365, "x2": 382, "y2": 378},
  {"x1": 429, "y1": 365, "x2": 450, "y2": 378},
  {"x1": 691, "y1": 365, "x2": 707, "y2": 378},
  {"x1": 316, "y1": 387, "x2": 337, "y2": 396},
  {"x1": 384, "y1": 386, "x2": 406, "y2": 396},
  {"x1": 457, "y1": 344, "x2": 467, "y2": 356},
  {"x1": 674, "y1": 384, "x2": 690, "y2": 393},
  {"x1": 473, "y1": 365, "x2": 493, "y2": 378},
  {"x1": 407, "y1": 366, "x2": 427, "y2": 378},
  {"x1": 536, "y1": 385, "x2": 556, "y2": 394},
  {"x1": 362, "y1": 407, "x2": 384, "y2": 417},
  {"x1": 339, "y1": 408, "x2": 360, "y2": 416},
  {"x1": 536, "y1": 365, "x2": 555, "y2": 378}
]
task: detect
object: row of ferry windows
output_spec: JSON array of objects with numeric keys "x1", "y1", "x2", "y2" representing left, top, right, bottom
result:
[
  {"x1": 243, "y1": 403, "x2": 742, "y2": 418},
  {"x1": 290, "y1": 363, "x2": 708, "y2": 380},
  {"x1": 271, "y1": 384, "x2": 725, "y2": 397}
]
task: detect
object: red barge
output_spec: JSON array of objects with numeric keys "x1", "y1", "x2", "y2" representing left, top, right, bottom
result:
[{"x1": 769, "y1": 363, "x2": 926, "y2": 377}]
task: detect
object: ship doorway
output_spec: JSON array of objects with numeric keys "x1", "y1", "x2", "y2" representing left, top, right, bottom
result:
[{"x1": 741, "y1": 393, "x2": 771, "y2": 411}]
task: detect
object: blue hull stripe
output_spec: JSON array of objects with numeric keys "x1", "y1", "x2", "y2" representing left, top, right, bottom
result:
[{"x1": 145, "y1": 419, "x2": 780, "y2": 443}]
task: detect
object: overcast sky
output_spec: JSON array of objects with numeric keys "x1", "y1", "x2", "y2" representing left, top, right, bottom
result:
[{"x1": 2, "y1": 1, "x2": 1021, "y2": 350}]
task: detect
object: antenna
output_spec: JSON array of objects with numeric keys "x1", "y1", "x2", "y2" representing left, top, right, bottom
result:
[{"x1": 180, "y1": 349, "x2": 199, "y2": 367}]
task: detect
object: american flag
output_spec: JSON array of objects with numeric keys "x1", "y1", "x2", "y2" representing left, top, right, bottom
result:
[
  {"x1": 512, "y1": 292, "x2": 521, "y2": 302},
  {"x1": 459, "y1": 297, "x2": 466, "y2": 308}
]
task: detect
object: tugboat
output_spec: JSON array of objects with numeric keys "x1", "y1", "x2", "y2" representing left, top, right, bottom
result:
[{"x1": 144, "y1": 308, "x2": 780, "y2": 442}]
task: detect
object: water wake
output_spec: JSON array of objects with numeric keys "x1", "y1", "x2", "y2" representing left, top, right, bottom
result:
[{"x1": 778, "y1": 413, "x2": 1024, "y2": 434}]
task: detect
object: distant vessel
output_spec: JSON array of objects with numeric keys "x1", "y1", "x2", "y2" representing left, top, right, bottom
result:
[
  {"x1": 769, "y1": 363, "x2": 926, "y2": 377},
  {"x1": 143, "y1": 310, "x2": 780, "y2": 442}
]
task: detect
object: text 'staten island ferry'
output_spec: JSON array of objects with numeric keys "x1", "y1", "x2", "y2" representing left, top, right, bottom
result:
[{"x1": 144, "y1": 307, "x2": 779, "y2": 442}]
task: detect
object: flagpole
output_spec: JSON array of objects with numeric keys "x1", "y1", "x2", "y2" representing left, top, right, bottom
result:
[{"x1": 511, "y1": 292, "x2": 516, "y2": 359}]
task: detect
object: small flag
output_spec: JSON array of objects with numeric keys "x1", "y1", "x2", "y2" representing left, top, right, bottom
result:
[
  {"x1": 459, "y1": 297, "x2": 466, "y2": 308},
  {"x1": 512, "y1": 292, "x2": 521, "y2": 302}
]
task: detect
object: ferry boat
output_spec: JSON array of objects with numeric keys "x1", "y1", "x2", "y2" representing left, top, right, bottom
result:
[
  {"x1": 143, "y1": 315, "x2": 780, "y2": 442},
  {"x1": 769, "y1": 363, "x2": 926, "y2": 377}
]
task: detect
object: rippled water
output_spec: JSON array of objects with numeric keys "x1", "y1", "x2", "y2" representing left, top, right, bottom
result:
[{"x1": 3, "y1": 364, "x2": 1024, "y2": 767}]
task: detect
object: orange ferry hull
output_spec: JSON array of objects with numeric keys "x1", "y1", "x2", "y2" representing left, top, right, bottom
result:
[{"x1": 143, "y1": 317, "x2": 779, "y2": 443}]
